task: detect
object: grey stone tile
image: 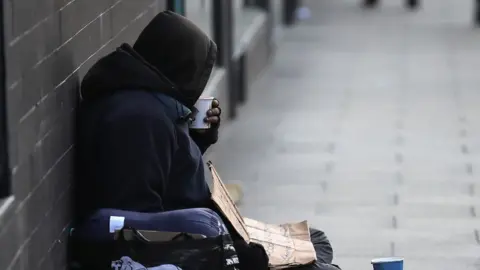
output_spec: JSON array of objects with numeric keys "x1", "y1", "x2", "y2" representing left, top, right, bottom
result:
[
  {"x1": 334, "y1": 257, "x2": 374, "y2": 270},
  {"x1": 315, "y1": 203, "x2": 394, "y2": 219},
  {"x1": 315, "y1": 227, "x2": 393, "y2": 258},
  {"x1": 404, "y1": 258, "x2": 480, "y2": 270},
  {"x1": 395, "y1": 237, "x2": 480, "y2": 259},
  {"x1": 239, "y1": 203, "x2": 317, "y2": 225}
]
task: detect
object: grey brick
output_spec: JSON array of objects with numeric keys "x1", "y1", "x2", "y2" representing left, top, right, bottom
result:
[
  {"x1": 10, "y1": 150, "x2": 42, "y2": 202},
  {"x1": 39, "y1": 76, "x2": 79, "y2": 140},
  {"x1": 11, "y1": 0, "x2": 55, "y2": 37},
  {"x1": 12, "y1": 187, "x2": 72, "y2": 270},
  {"x1": 59, "y1": 0, "x2": 111, "y2": 43},
  {"x1": 38, "y1": 228, "x2": 70, "y2": 270},
  {"x1": 17, "y1": 108, "x2": 42, "y2": 167},
  {"x1": 5, "y1": 148, "x2": 74, "y2": 268},
  {"x1": 108, "y1": 2, "x2": 158, "y2": 47},
  {"x1": 6, "y1": 12, "x2": 62, "y2": 86},
  {"x1": 3, "y1": 0, "x2": 14, "y2": 43},
  {"x1": 63, "y1": 18, "x2": 103, "y2": 74},
  {"x1": 99, "y1": 10, "x2": 113, "y2": 44},
  {"x1": 110, "y1": 0, "x2": 155, "y2": 38},
  {"x1": 9, "y1": 74, "x2": 41, "y2": 126},
  {"x1": 0, "y1": 210, "x2": 28, "y2": 270},
  {"x1": 76, "y1": 41, "x2": 115, "y2": 80},
  {"x1": 53, "y1": 0, "x2": 70, "y2": 11},
  {"x1": 38, "y1": 114, "x2": 75, "y2": 180}
]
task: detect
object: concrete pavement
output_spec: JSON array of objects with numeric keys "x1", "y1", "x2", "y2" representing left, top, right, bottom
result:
[{"x1": 207, "y1": 0, "x2": 480, "y2": 269}]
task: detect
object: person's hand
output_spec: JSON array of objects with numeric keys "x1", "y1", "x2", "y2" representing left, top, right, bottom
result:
[
  {"x1": 189, "y1": 98, "x2": 221, "y2": 153},
  {"x1": 205, "y1": 98, "x2": 221, "y2": 128}
]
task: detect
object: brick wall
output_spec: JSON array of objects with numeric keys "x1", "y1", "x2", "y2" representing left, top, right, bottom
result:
[{"x1": 0, "y1": 1, "x2": 167, "y2": 269}]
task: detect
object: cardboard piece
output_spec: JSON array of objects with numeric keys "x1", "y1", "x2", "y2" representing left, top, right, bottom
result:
[
  {"x1": 208, "y1": 161, "x2": 251, "y2": 242},
  {"x1": 207, "y1": 162, "x2": 316, "y2": 268}
]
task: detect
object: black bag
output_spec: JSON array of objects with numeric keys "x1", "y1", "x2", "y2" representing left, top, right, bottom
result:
[{"x1": 70, "y1": 227, "x2": 240, "y2": 270}]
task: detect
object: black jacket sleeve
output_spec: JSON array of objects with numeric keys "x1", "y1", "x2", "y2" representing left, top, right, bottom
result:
[
  {"x1": 189, "y1": 128, "x2": 219, "y2": 154},
  {"x1": 96, "y1": 112, "x2": 177, "y2": 212}
]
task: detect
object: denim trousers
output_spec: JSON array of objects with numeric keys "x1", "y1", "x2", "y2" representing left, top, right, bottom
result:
[{"x1": 73, "y1": 208, "x2": 227, "y2": 241}]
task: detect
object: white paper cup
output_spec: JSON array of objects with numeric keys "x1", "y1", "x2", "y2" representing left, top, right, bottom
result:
[{"x1": 190, "y1": 97, "x2": 214, "y2": 129}]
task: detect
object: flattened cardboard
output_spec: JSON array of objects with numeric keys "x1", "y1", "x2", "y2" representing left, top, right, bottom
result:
[
  {"x1": 208, "y1": 161, "x2": 250, "y2": 242},
  {"x1": 207, "y1": 162, "x2": 316, "y2": 268}
]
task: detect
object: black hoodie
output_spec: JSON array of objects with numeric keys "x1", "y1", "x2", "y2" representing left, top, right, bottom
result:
[{"x1": 75, "y1": 11, "x2": 217, "y2": 221}]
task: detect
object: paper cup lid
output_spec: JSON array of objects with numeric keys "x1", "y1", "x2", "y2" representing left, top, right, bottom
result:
[{"x1": 371, "y1": 257, "x2": 404, "y2": 264}]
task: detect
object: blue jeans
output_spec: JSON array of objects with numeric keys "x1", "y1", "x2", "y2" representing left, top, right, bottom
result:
[{"x1": 73, "y1": 208, "x2": 227, "y2": 241}]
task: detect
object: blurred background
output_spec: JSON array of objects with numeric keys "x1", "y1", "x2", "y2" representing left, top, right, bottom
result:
[{"x1": 0, "y1": 0, "x2": 480, "y2": 269}]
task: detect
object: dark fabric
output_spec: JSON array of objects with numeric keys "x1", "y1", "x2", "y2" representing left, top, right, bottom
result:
[
  {"x1": 133, "y1": 11, "x2": 216, "y2": 109},
  {"x1": 310, "y1": 228, "x2": 334, "y2": 264},
  {"x1": 203, "y1": 203, "x2": 269, "y2": 270},
  {"x1": 289, "y1": 229, "x2": 341, "y2": 270},
  {"x1": 80, "y1": 44, "x2": 177, "y2": 103},
  {"x1": 81, "y1": 11, "x2": 217, "y2": 109},
  {"x1": 111, "y1": 257, "x2": 182, "y2": 270},
  {"x1": 75, "y1": 91, "x2": 211, "y2": 221},
  {"x1": 71, "y1": 228, "x2": 239, "y2": 270},
  {"x1": 76, "y1": 11, "x2": 218, "y2": 221},
  {"x1": 73, "y1": 208, "x2": 227, "y2": 242}
]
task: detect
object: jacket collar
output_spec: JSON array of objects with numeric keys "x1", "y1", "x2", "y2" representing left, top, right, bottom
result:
[{"x1": 152, "y1": 92, "x2": 196, "y2": 123}]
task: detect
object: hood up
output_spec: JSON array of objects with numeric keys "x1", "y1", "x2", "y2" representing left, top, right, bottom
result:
[{"x1": 80, "y1": 11, "x2": 217, "y2": 108}]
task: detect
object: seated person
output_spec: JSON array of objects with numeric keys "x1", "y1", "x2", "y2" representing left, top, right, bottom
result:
[
  {"x1": 75, "y1": 11, "x2": 221, "y2": 237},
  {"x1": 75, "y1": 10, "x2": 339, "y2": 270}
]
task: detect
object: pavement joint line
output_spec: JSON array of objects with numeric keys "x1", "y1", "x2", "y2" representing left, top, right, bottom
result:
[
  {"x1": 393, "y1": 193, "x2": 400, "y2": 206},
  {"x1": 320, "y1": 181, "x2": 328, "y2": 192},
  {"x1": 466, "y1": 163, "x2": 473, "y2": 176},
  {"x1": 391, "y1": 216, "x2": 398, "y2": 229},
  {"x1": 460, "y1": 128, "x2": 468, "y2": 138},
  {"x1": 469, "y1": 206, "x2": 477, "y2": 218},
  {"x1": 461, "y1": 144, "x2": 469, "y2": 155},
  {"x1": 474, "y1": 230, "x2": 480, "y2": 245},
  {"x1": 390, "y1": 242, "x2": 396, "y2": 257}
]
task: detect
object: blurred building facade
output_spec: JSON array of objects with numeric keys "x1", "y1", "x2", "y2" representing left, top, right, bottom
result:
[{"x1": 0, "y1": 0, "x2": 299, "y2": 269}]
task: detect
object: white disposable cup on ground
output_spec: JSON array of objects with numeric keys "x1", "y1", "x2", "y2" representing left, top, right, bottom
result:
[{"x1": 190, "y1": 97, "x2": 214, "y2": 129}]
